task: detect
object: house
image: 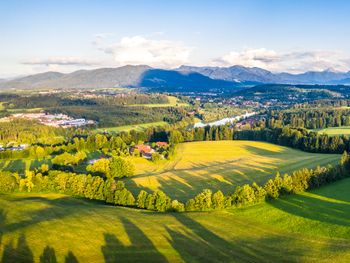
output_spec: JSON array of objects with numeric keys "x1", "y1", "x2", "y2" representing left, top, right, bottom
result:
[
  {"x1": 156, "y1": 142, "x2": 168, "y2": 148},
  {"x1": 131, "y1": 144, "x2": 155, "y2": 159}
]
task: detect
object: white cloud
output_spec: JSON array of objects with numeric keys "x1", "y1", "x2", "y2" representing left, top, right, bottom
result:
[
  {"x1": 22, "y1": 57, "x2": 101, "y2": 66},
  {"x1": 215, "y1": 48, "x2": 350, "y2": 73},
  {"x1": 100, "y1": 36, "x2": 193, "y2": 68}
]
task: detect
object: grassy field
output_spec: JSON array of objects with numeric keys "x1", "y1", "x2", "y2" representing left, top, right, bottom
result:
[
  {"x1": 311, "y1": 126, "x2": 350, "y2": 136},
  {"x1": 125, "y1": 141, "x2": 340, "y2": 200},
  {"x1": 0, "y1": 178, "x2": 349, "y2": 262},
  {"x1": 0, "y1": 158, "x2": 51, "y2": 175},
  {"x1": 128, "y1": 96, "x2": 188, "y2": 108},
  {"x1": 98, "y1": 121, "x2": 168, "y2": 133}
]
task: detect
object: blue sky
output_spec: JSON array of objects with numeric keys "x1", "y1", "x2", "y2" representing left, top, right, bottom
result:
[{"x1": 1, "y1": 0, "x2": 350, "y2": 77}]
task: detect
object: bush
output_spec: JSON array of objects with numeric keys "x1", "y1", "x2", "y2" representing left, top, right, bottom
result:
[{"x1": 0, "y1": 172, "x2": 20, "y2": 192}]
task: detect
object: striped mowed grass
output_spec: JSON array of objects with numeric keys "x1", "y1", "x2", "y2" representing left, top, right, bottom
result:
[{"x1": 124, "y1": 140, "x2": 340, "y2": 200}]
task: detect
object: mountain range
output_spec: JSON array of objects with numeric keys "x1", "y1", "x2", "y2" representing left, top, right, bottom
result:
[{"x1": 1, "y1": 65, "x2": 350, "y2": 91}]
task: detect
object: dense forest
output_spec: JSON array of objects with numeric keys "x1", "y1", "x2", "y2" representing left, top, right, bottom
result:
[
  {"x1": 0, "y1": 93, "x2": 191, "y2": 127},
  {"x1": 268, "y1": 108, "x2": 350, "y2": 129}
]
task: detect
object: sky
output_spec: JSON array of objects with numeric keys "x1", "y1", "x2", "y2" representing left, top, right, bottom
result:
[{"x1": 1, "y1": 0, "x2": 350, "y2": 78}]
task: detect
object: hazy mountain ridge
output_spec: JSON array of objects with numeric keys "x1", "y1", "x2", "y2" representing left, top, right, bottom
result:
[
  {"x1": 177, "y1": 65, "x2": 350, "y2": 84},
  {"x1": 1, "y1": 65, "x2": 350, "y2": 91}
]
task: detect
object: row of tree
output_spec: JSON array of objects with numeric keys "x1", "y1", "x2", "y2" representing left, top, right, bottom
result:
[{"x1": 1, "y1": 152, "x2": 349, "y2": 212}]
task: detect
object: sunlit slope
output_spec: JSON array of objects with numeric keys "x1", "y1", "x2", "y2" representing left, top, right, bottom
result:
[
  {"x1": 0, "y1": 178, "x2": 349, "y2": 262},
  {"x1": 126, "y1": 141, "x2": 340, "y2": 200}
]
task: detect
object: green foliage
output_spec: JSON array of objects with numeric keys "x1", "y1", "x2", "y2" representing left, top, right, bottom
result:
[
  {"x1": 151, "y1": 152, "x2": 162, "y2": 162},
  {"x1": 86, "y1": 158, "x2": 111, "y2": 177},
  {"x1": 212, "y1": 190, "x2": 225, "y2": 209},
  {"x1": 109, "y1": 157, "x2": 134, "y2": 179},
  {"x1": 0, "y1": 171, "x2": 19, "y2": 192}
]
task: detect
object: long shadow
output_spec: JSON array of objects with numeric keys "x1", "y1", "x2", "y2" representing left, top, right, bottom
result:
[
  {"x1": 65, "y1": 251, "x2": 79, "y2": 263},
  {"x1": 39, "y1": 245, "x2": 57, "y2": 263},
  {"x1": 1, "y1": 234, "x2": 34, "y2": 263},
  {"x1": 0, "y1": 209, "x2": 6, "y2": 248},
  {"x1": 269, "y1": 193, "x2": 350, "y2": 227},
  {"x1": 242, "y1": 144, "x2": 287, "y2": 156},
  {"x1": 101, "y1": 217, "x2": 167, "y2": 262},
  {"x1": 2, "y1": 195, "x2": 106, "y2": 235},
  {"x1": 3, "y1": 159, "x2": 25, "y2": 173},
  {"x1": 166, "y1": 214, "x2": 311, "y2": 262}
]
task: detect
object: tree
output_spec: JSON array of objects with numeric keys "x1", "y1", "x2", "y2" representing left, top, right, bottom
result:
[
  {"x1": 171, "y1": 200, "x2": 185, "y2": 212},
  {"x1": 137, "y1": 190, "x2": 148, "y2": 209},
  {"x1": 169, "y1": 130, "x2": 183, "y2": 144},
  {"x1": 86, "y1": 158, "x2": 111, "y2": 177},
  {"x1": 109, "y1": 157, "x2": 134, "y2": 179},
  {"x1": 151, "y1": 152, "x2": 162, "y2": 162},
  {"x1": 212, "y1": 190, "x2": 225, "y2": 209}
]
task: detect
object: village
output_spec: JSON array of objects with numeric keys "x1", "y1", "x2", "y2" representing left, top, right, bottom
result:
[{"x1": 0, "y1": 112, "x2": 96, "y2": 128}]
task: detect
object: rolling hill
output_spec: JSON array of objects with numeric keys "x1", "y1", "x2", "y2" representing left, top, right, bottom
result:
[{"x1": 1, "y1": 65, "x2": 350, "y2": 91}]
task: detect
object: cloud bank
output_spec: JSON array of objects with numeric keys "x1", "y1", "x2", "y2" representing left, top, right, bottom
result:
[
  {"x1": 22, "y1": 57, "x2": 101, "y2": 66},
  {"x1": 215, "y1": 48, "x2": 350, "y2": 73},
  {"x1": 101, "y1": 36, "x2": 193, "y2": 68}
]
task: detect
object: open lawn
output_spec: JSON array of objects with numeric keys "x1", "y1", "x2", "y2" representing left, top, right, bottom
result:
[
  {"x1": 98, "y1": 121, "x2": 168, "y2": 133},
  {"x1": 125, "y1": 141, "x2": 340, "y2": 200},
  {"x1": 0, "y1": 178, "x2": 349, "y2": 262},
  {"x1": 128, "y1": 96, "x2": 188, "y2": 108},
  {"x1": 311, "y1": 126, "x2": 350, "y2": 136}
]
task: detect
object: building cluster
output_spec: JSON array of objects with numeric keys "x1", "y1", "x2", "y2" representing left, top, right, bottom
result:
[
  {"x1": 131, "y1": 142, "x2": 169, "y2": 159},
  {"x1": 0, "y1": 143, "x2": 28, "y2": 151},
  {"x1": 0, "y1": 113, "x2": 95, "y2": 128}
]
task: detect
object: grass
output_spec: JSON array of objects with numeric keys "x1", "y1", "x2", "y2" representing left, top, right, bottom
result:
[
  {"x1": 0, "y1": 158, "x2": 51, "y2": 175},
  {"x1": 124, "y1": 141, "x2": 340, "y2": 200},
  {"x1": 98, "y1": 121, "x2": 168, "y2": 133},
  {"x1": 0, "y1": 178, "x2": 349, "y2": 262},
  {"x1": 128, "y1": 95, "x2": 188, "y2": 108},
  {"x1": 311, "y1": 126, "x2": 350, "y2": 136}
]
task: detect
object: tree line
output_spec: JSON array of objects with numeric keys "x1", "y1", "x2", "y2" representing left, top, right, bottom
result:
[{"x1": 1, "y1": 151, "x2": 349, "y2": 213}]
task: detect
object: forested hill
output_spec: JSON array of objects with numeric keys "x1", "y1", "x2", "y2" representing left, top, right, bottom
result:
[
  {"x1": 235, "y1": 84, "x2": 350, "y2": 99},
  {"x1": 2, "y1": 65, "x2": 350, "y2": 91},
  {"x1": 0, "y1": 66, "x2": 240, "y2": 92}
]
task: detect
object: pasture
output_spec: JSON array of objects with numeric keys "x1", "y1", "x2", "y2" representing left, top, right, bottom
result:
[
  {"x1": 0, "y1": 178, "x2": 349, "y2": 262},
  {"x1": 128, "y1": 95, "x2": 188, "y2": 108},
  {"x1": 311, "y1": 126, "x2": 350, "y2": 136},
  {"x1": 98, "y1": 121, "x2": 168, "y2": 133},
  {"x1": 125, "y1": 141, "x2": 340, "y2": 200}
]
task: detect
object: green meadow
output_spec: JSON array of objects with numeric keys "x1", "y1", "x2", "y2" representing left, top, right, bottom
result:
[
  {"x1": 0, "y1": 178, "x2": 349, "y2": 262},
  {"x1": 97, "y1": 121, "x2": 168, "y2": 133},
  {"x1": 311, "y1": 126, "x2": 350, "y2": 136},
  {"x1": 127, "y1": 96, "x2": 188, "y2": 108},
  {"x1": 125, "y1": 141, "x2": 340, "y2": 200}
]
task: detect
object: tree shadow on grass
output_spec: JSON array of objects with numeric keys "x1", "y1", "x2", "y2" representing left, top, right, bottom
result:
[
  {"x1": 101, "y1": 217, "x2": 167, "y2": 263},
  {"x1": 39, "y1": 245, "x2": 57, "y2": 263},
  {"x1": 166, "y1": 213, "x2": 315, "y2": 263},
  {"x1": 2, "y1": 195, "x2": 103, "y2": 235},
  {"x1": 0, "y1": 209, "x2": 6, "y2": 249},
  {"x1": 3, "y1": 159, "x2": 25, "y2": 174},
  {"x1": 269, "y1": 193, "x2": 350, "y2": 227},
  {"x1": 1, "y1": 234, "x2": 34, "y2": 263},
  {"x1": 65, "y1": 251, "x2": 79, "y2": 263}
]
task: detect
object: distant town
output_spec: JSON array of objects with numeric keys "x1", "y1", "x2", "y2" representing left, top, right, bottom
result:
[{"x1": 0, "y1": 112, "x2": 96, "y2": 128}]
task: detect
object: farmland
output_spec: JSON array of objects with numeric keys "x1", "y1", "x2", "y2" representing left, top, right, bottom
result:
[
  {"x1": 0, "y1": 178, "x2": 349, "y2": 262},
  {"x1": 124, "y1": 141, "x2": 340, "y2": 200}
]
